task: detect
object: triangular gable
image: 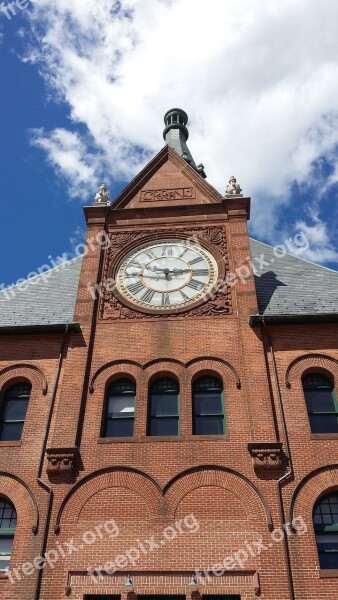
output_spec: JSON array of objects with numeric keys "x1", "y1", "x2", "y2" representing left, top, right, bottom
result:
[{"x1": 111, "y1": 145, "x2": 223, "y2": 210}]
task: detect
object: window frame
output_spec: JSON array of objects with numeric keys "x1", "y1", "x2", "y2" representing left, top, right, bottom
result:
[
  {"x1": 0, "y1": 498, "x2": 17, "y2": 571},
  {"x1": 147, "y1": 377, "x2": 180, "y2": 437},
  {"x1": 0, "y1": 381, "x2": 31, "y2": 442},
  {"x1": 302, "y1": 373, "x2": 338, "y2": 434},
  {"x1": 313, "y1": 492, "x2": 338, "y2": 570},
  {"x1": 102, "y1": 378, "x2": 136, "y2": 438},
  {"x1": 192, "y1": 375, "x2": 225, "y2": 436}
]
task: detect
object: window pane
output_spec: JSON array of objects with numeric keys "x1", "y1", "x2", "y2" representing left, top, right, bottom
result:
[
  {"x1": 6, "y1": 384, "x2": 31, "y2": 400},
  {"x1": 309, "y1": 414, "x2": 338, "y2": 434},
  {"x1": 0, "y1": 501, "x2": 16, "y2": 530},
  {"x1": 150, "y1": 393, "x2": 178, "y2": 417},
  {"x1": 107, "y1": 396, "x2": 135, "y2": 417},
  {"x1": 194, "y1": 392, "x2": 222, "y2": 415},
  {"x1": 105, "y1": 419, "x2": 134, "y2": 438},
  {"x1": 316, "y1": 534, "x2": 338, "y2": 543},
  {"x1": 194, "y1": 416, "x2": 224, "y2": 435},
  {"x1": 0, "y1": 536, "x2": 13, "y2": 569},
  {"x1": 0, "y1": 537, "x2": 14, "y2": 554},
  {"x1": 319, "y1": 552, "x2": 338, "y2": 569},
  {"x1": 2, "y1": 399, "x2": 28, "y2": 421},
  {"x1": 193, "y1": 377, "x2": 222, "y2": 392},
  {"x1": 108, "y1": 380, "x2": 135, "y2": 394},
  {"x1": 149, "y1": 418, "x2": 179, "y2": 436},
  {"x1": 0, "y1": 422, "x2": 23, "y2": 441},
  {"x1": 305, "y1": 389, "x2": 336, "y2": 413},
  {"x1": 151, "y1": 379, "x2": 179, "y2": 393}
]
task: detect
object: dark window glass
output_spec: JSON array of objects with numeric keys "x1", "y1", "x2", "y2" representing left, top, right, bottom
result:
[
  {"x1": 84, "y1": 596, "x2": 120, "y2": 600},
  {"x1": 148, "y1": 378, "x2": 179, "y2": 436},
  {"x1": 0, "y1": 383, "x2": 31, "y2": 441},
  {"x1": 103, "y1": 379, "x2": 135, "y2": 438},
  {"x1": 202, "y1": 596, "x2": 241, "y2": 600},
  {"x1": 193, "y1": 376, "x2": 224, "y2": 435},
  {"x1": 313, "y1": 493, "x2": 338, "y2": 569},
  {"x1": 0, "y1": 499, "x2": 16, "y2": 571},
  {"x1": 303, "y1": 374, "x2": 338, "y2": 433}
]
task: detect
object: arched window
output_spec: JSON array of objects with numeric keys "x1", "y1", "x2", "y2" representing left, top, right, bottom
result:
[
  {"x1": 302, "y1": 373, "x2": 338, "y2": 434},
  {"x1": 192, "y1": 375, "x2": 225, "y2": 435},
  {"x1": 103, "y1": 379, "x2": 135, "y2": 438},
  {"x1": 148, "y1": 378, "x2": 179, "y2": 436},
  {"x1": 0, "y1": 498, "x2": 17, "y2": 571},
  {"x1": 313, "y1": 492, "x2": 338, "y2": 569},
  {"x1": 0, "y1": 382, "x2": 31, "y2": 441}
]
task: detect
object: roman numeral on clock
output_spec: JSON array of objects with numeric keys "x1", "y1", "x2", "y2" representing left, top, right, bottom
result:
[
  {"x1": 145, "y1": 250, "x2": 156, "y2": 259},
  {"x1": 127, "y1": 281, "x2": 144, "y2": 295},
  {"x1": 129, "y1": 260, "x2": 143, "y2": 269},
  {"x1": 192, "y1": 269, "x2": 209, "y2": 276},
  {"x1": 162, "y1": 246, "x2": 173, "y2": 257},
  {"x1": 161, "y1": 292, "x2": 170, "y2": 305},
  {"x1": 141, "y1": 289, "x2": 155, "y2": 303},
  {"x1": 179, "y1": 290, "x2": 189, "y2": 300},
  {"x1": 187, "y1": 279, "x2": 204, "y2": 290},
  {"x1": 190, "y1": 256, "x2": 203, "y2": 265}
]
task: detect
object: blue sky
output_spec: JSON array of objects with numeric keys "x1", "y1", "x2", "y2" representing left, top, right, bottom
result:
[{"x1": 1, "y1": 0, "x2": 338, "y2": 288}]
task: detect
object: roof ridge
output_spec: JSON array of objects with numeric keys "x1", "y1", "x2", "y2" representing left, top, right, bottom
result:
[{"x1": 249, "y1": 237, "x2": 338, "y2": 275}]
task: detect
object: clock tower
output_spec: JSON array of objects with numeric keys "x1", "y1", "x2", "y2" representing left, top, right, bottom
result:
[{"x1": 2, "y1": 107, "x2": 338, "y2": 600}]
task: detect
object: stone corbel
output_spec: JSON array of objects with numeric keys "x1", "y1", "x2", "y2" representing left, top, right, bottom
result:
[
  {"x1": 248, "y1": 442, "x2": 283, "y2": 471},
  {"x1": 46, "y1": 447, "x2": 78, "y2": 474}
]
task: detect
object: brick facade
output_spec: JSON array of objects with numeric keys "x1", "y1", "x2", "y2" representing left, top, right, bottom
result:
[{"x1": 0, "y1": 145, "x2": 337, "y2": 600}]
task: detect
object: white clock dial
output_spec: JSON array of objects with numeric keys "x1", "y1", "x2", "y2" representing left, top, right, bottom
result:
[{"x1": 115, "y1": 239, "x2": 218, "y2": 311}]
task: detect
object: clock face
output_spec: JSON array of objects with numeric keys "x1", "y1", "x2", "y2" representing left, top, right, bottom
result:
[{"x1": 115, "y1": 239, "x2": 218, "y2": 311}]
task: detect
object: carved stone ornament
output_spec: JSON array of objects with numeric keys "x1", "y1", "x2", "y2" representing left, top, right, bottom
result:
[
  {"x1": 100, "y1": 226, "x2": 232, "y2": 320},
  {"x1": 93, "y1": 183, "x2": 111, "y2": 206},
  {"x1": 225, "y1": 175, "x2": 243, "y2": 197},
  {"x1": 248, "y1": 442, "x2": 283, "y2": 470},
  {"x1": 46, "y1": 447, "x2": 78, "y2": 474}
]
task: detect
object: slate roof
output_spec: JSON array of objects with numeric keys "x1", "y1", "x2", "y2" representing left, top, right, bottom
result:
[
  {"x1": 250, "y1": 239, "x2": 338, "y2": 318},
  {"x1": 0, "y1": 240, "x2": 337, "y2": 330},
  {"x1": 0, "y1": 256, "x2": 82, "y2": 329}
]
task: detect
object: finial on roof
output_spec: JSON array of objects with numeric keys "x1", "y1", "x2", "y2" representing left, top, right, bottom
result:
[
  {"x1": 93, "y1": 183, "x2": 111, "y2": 206},
  {"x1": 163, "y1": 108, "x2": 189, "y2": 141},
  {"x1": 225, "y1": 176, "x2": 243, "y2": 197},
  {"x1": 163, "y1": 108, "x2": 207, "y2": 178}
]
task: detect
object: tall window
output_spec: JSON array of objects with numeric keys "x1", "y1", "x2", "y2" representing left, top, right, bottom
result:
[
  {"x1": 0, "y1": 382, "x2": 31, "y2": 441},
  {"x1": 302, "y1": 373, "x2": 338, "y2": 434},
  {"x1": 313, "y1": 492, "x2": 338, "y2": 569},
  {"x1": 193, "y1": 376, "x2": 224, "y2": 435},
  {"x1": 0, "y1": 499, "x2": 17, "y2": 570},
  {"x1": 103, "y1": 379, "x2": 135, "y2": 437},
  {"x1": 148, "y1": 378, "x2": 179, "y2": 436}
]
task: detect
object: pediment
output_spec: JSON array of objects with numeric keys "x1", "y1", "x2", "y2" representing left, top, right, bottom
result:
[{"x1": 111, "y1": 145, "x2": 223, "y2": 210}]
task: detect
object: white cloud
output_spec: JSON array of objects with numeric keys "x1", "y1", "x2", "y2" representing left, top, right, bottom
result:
[
  {"x1": 294, "y1": 206, "x2": 338, "y2": 264},
  {"x1": 30, "y1": 128, "x2": 103, "y2": 198},
  {"x1": 24, "y1": 0, "x2": 338, "y2": 247}
]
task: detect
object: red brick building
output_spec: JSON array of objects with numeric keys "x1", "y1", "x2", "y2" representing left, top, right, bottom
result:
[{"x1": 0, "y1": 108, "x2": 338, "y2": 600}]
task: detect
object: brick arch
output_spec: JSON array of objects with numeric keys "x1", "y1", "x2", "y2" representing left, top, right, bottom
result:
[
  {"x1": 144, "y1": 360, "x2": 186, "y2": 388},
  {"x1": 163, "y1": 466, "x2": 273, "y2": 529},
  {"x1": 55, "y1": 467, "x2": 163, "y2": 532},
  {"x1": 144, "y1": 358, "x2": 185, "y2": 369},
  {"x1": 186, "y1": 358, "x2": 241, "y2": 391},
  {"x1": 0, "y1": 472, "x2": 39, "y2": 533},
  {"x1": 89, "y1": 361, "x2": 143, "y2": 393},
  {"x1": 289, "y1": 464, "x2": 338, "y2": 525},
  {"x1": 285, "y1": 353, "x2": 338, "y2": 389},
  {"x1": 0, "y1": 364, "x2": 48, "y2": 395}
]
